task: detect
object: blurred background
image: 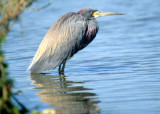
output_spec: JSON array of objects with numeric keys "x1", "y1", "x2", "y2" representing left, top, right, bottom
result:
[{"x1": 1, "y1": 0, "x2": 160, "y2": 113}]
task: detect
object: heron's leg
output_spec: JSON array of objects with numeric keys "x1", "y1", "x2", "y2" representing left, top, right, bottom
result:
[
  {"x1": 61, "y1": 60, "x2": 66, "y2": 74},
  {"x1": 58, "y1": 60, "x2": 66, "y2": 75},
  {"x1": 58, "y1": 64, "x2": 62, "y2": 75}
]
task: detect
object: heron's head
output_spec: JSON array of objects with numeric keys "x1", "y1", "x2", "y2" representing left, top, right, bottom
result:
[{"x1": 77, "y1": 8, "x2": 124, "y2": 20}]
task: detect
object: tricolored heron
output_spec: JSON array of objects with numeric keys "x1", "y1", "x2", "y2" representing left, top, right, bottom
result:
[{"x1": 28, "y1": 8, "x2": 124, "y2": 75}]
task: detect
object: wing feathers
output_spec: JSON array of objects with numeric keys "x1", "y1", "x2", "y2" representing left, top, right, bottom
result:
[{"x1": 28, "y1": 13, "x2": 87, "y2": 73}]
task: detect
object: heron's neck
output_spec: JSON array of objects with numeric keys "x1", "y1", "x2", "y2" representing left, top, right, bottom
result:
[{"x1": 86, "y1": 19, "x2": 99, "y2": 41}]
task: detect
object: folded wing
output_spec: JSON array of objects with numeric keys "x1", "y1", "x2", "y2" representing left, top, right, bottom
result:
[{"x1": 28, "y1": 13, "x2": 87, "y2": 73}]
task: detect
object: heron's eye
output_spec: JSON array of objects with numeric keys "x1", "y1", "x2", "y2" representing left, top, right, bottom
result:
[
  {"x1": 91, "y1": 11, "x2": 99, "y2": 16},
  {"x1": 91, "y1": 11, "x2": 96, "y2": 16},
  {"x1": 91, "y1": 11, "x2": 94, "y2": 15}
]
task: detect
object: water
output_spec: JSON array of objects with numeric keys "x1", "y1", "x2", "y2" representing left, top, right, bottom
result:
[{"x1": 3, "y1": 0, "x2": 160, "y2": 113}]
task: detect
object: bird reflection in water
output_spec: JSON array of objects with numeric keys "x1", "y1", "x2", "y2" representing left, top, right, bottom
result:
[{"x1": 30, "y1": 73, "x2": 100, "y2": 114}]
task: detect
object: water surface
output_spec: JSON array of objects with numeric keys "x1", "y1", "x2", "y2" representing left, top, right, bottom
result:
[{"x1": 3, "y1": 0, "x2": 160, "y2": 113}]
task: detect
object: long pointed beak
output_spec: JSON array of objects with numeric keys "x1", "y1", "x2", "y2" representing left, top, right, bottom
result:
[
  {"x1": 98, "y1": 12, "x2": 124, "y2": 16},
  {"x1": 93, "y1": 11, "x2": 124, "y2": 18}
]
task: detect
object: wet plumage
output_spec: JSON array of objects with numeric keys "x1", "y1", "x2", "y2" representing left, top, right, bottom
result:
[{"x1": 28, "y1": 8, "x2": 123, "y2": 74}]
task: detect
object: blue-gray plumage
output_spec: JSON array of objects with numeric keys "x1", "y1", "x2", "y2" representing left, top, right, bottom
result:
[{"x1": 28, "y1": 8, "x2": 124, "y2": 74}]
